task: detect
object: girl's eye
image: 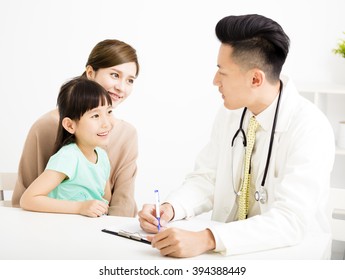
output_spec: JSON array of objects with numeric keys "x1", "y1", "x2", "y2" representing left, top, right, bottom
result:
[
  {"x1": 91, "y1": 114, "x2": 99, "y2": 118},
  {"x1": 108, "y1": 109, "x2": 113, "y2": 114},
  {"x1": 111, "y1": 73, "x2": 119, "y2": 78},
  {"x1": 128, "y1": 78, "x2": 134, "y2": 85}
]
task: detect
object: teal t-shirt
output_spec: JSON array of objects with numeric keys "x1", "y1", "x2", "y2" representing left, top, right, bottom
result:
[{"x1": 46, "y1": 143, "x2": 110, "y2": 202}]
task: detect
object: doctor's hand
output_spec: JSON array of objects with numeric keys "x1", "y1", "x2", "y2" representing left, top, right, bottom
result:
[
  {"x1": 147, "y1": 228, "x2": 216, "y2": 258},
  {"x1": 138, "y1": 203, "x2": 174, "y2": 233}
]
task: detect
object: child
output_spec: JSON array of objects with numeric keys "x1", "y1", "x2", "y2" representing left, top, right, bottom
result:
[{"x1": 20, "y1": 77, "x2": 114, "y2": 217}]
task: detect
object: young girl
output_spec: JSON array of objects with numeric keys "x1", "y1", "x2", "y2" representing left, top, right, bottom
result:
[{"x1": 20, "y1": 78, "x2": 114, "y2": 217}]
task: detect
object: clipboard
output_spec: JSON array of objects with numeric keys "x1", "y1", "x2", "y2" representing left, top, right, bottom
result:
[{"x1": 101, "y1": 229, "x2": 151, "y2": 245}]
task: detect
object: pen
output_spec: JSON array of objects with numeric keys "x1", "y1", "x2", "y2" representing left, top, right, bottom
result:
[{"x1": 154, "y1": 189, "x2": 161, "y2": 231}]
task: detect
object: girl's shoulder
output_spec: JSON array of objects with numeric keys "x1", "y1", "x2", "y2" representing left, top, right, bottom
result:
[
  {"x1": 95, "y1": 146, "x2": 108, "y2": 158},
  {"x1": 53, "y1": 143, "x2": 79, "y2": 158}
]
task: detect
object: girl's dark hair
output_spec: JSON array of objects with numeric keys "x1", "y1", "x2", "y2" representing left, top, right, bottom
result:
[
  {"x1": 55, "y1": 77, "x2": 112, "y2": 152},
  {"x1": 82, "y1": 39, "x2": 140, "y2": 77},
  {"x1": 215, "y1": 14, "x2": 290, "y2": 82}
]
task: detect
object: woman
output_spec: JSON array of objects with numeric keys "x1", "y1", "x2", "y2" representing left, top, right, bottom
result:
[{"x1": 12, "y1": 39, "x2": 139, "y2": 217}]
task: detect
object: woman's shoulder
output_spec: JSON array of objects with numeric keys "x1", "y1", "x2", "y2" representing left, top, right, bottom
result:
[
  {"x1": 111, "y1": 118, "x2": 137, "y2": 138},
  {"x1": 106, "y1": 119, "x2": 138, "y2": 152},
  {"x1": 30, "y1": 109, "x2": 59, "y2": 132},
  {"x1": 25, "y1": 109, "x2": 59, "y2": 143}
]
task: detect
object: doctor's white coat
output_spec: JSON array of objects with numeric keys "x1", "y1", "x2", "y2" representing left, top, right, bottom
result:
[{"x1": 166, "y1": 77, "x2": 335, "y2": 256}]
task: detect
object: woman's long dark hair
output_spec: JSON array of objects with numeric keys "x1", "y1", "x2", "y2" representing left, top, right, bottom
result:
[{"x1": 54, "y1": 77, "x2": 112, "y2": 153}]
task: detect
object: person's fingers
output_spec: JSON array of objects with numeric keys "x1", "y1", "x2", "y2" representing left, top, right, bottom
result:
[
  {"x1": 159, "y1": 204, "x2": 174, "y2": 225},
  {"x1": 138, "y1": 204, "x2": 162, "y2": 233},
  {"x1": 99, "y1": 202, "x2": 109, "y2": 213},
  {"x1": 139, "y1": 217, "x2": 160, "y2": 233},
  {"x1": 151, "y1": 229, "x2": 179, "y2": 256},
  {"x1": 139, "y1": 211, "x2": 158, "y2": 225},
  {"x1": 151, "y1": 228, "x2": 169, "y2": 246}
]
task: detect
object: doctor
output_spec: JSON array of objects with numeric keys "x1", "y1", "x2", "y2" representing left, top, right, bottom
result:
[{"x1": 138, "y1": 14, "x2": 335, "y2": 258}]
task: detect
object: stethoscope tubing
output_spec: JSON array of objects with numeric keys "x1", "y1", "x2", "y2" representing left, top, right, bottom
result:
[{"x1": 231, "y1": 80, "x2": 283, "y2": 198}]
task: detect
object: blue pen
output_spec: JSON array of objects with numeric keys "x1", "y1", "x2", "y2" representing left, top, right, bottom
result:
[{"x1": 154, "y1": 189, "x2": 161, "y2": 231}]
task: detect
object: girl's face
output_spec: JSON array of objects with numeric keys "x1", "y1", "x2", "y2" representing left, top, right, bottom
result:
[
  {"x1": 87, "y1": 62, "x2": 137, "y2": 107},
  {"x1": 72, "y1": 103, "x2": 114, "y2": 152}
]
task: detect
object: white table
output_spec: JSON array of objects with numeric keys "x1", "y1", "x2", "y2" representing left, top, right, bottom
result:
[{"x1": 0, "y1": 207, "x2": 331, "y2": 260}]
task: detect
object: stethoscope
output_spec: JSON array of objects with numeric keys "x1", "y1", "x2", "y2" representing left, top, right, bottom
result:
[{"x1": 231, "y1": 80, "x2": 283, "y2": 204}]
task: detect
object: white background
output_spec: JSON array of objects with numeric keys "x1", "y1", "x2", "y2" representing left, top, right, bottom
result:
[{"x1": 1, "y1": 0, "x2": 345, "y2": 208}]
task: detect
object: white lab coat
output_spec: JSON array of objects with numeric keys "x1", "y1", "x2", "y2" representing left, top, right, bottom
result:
[{"x1": 166, "y1": 77, "x2": 335, "y2": 256}]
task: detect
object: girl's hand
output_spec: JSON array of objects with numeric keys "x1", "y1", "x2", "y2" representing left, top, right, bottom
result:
[{"x1": 78, "y1": 200, "x2": 109, "y2": 217}]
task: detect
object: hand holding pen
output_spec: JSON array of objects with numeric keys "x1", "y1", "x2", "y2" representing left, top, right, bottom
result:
[{"x1": 138, "y1": 194, "x2": 175, "y2": 234}]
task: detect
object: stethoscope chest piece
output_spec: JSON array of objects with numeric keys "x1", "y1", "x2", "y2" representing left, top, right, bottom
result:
[{"x1": 254, "y1": 187, "x2": 267, "y2": 204}]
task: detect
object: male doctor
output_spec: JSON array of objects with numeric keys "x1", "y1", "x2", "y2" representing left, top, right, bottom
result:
[{"x1": 138, "y1": 14, "x2": 335, "y2": 258}]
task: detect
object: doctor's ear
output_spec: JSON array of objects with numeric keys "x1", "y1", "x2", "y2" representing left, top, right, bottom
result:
[
  {"x1": 250, "y1": 69, "x2": 264, "y2": 88},
  {"x1": 62, "y1": 117, "x2": 76, "y2": 134}
]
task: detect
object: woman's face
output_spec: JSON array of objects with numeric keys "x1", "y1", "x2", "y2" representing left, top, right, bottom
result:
[{"x1": 87, "y1": 62, "x2": 137, "y2": 106}]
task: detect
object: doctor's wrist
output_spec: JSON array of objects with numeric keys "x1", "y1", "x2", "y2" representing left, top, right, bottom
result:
[{"x1": 201, "y1": 229, "x2": 216, "y2": 252}]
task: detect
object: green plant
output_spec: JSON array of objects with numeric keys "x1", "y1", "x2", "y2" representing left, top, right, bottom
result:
[{"x1": 333, "y1": 32, "x2": 345, "y2": 59}]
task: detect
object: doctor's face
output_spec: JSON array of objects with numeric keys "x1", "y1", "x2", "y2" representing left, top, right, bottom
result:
[{"x1": 213, "y1": 44, "x2": 252, "y2": 110}]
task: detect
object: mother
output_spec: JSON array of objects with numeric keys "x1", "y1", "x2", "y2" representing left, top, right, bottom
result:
[{"x1": 12, "y1": 39, "x2": 140, "y2": 217}]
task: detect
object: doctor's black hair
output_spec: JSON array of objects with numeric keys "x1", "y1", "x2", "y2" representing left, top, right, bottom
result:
[
  {"x1": 54, "y1": 77, "x2": 112, "y2": 153},
  {"x1": 215, "y1": 14, "x2": 290, "y2": 83}
]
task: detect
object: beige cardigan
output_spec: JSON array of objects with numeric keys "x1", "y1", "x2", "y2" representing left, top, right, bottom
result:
[{"x1": 12, "y1": 109, "x2": 138, "y2": 217}]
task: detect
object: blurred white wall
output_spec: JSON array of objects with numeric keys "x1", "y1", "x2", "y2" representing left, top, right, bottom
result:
[{"x1": 1, "y1": 0, "x2": 345, "y2": 208}]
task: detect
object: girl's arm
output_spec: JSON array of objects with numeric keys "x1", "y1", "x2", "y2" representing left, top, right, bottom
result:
[{"x1": 20, "y1": 170, "x2": 108, "y2": 217}]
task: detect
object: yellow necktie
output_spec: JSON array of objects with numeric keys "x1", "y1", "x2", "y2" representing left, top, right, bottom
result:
[{"x1": 238, "y1": 116, "x2": 259, "y2": 220}]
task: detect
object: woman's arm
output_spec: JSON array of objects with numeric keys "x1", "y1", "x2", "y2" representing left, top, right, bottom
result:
[
  {"x1": 103, "y1": 180, "x2": 111, "y2": 203},
  {"x1": 107, "y1": 121, "x2": 138, "y2": 217}
]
